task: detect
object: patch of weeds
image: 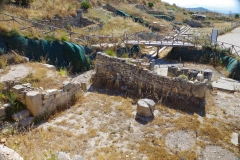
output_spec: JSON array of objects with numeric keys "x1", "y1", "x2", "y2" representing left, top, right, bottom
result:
[
  {"x1": 105, "y1": 49, "x2": 116, "y2": 57},
  {"x1": 4, "y1": 93, "x2": 26, "y2": 121},
  {"x1": 6, "y1": 29, "x2": 20, "y2": 37},
  {"x1": 178, "y1": 74, "x2": 188, "y2": 81},
  {"x1": 61, "y1": 35, "x2": 68, "y2": 41},
  {"x1": 20, "y1": 73, "x2": 40, "y2": 85},
  {"x1": 121, "y1": 53, "x2": 129, "y2": 58},
  {"x1": 81, "y1": 1, "x2": 91, "y2": 10},
  {"x1": 43, "y1": 150, "x2": 57, "y2": 160},
  {"x1": 59, "y1": 68, "x2": 68, "y2": 76},
  {"x1": 0, "y1": 57, "x2": 7, "y2": 69},
  {"x1": 44, "y1": 35, "x2": 60, "y2": 42}
]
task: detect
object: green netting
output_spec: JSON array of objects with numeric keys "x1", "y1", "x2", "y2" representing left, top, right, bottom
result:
[
  {"x1": 134, "y1": 17, "x2": 144, "y2": 24},
  {"x1": 0, "y1": 35, "x2": 92, "y2": 73},
  {"x1": 222, "y1": 56, "x2": 238, "y2": 72},
  {"x1": 116, "y1": 10, "x2": 130, "y2": 18},
  {"x1": 153, "y1": 15, "x2": 173, "y2": 21},
  {"x1": 229, "y1": 61, "x2": 240, "y2": 80}
]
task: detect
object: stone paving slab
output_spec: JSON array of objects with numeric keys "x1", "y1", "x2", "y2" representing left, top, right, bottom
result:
[{"x1": 212, "y1": 77, "x2": 240, "y2": 92}]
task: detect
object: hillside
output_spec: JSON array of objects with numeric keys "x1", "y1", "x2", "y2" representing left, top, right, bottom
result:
[{"x1": 185, "y1": 7, "x2": 210, "y2": 12}]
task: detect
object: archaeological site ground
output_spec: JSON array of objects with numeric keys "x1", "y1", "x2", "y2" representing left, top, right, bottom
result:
[{"x1": 0, "y1": 0, "x2": 239, "y2": 159}]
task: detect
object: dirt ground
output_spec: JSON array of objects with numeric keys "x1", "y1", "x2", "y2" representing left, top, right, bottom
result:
[
  {"x1": 2, "y1": 84, "x2": 239, "y2": 160},
  {"x1": 0, "y1": 59, "x2": 239, "y2": 160}
]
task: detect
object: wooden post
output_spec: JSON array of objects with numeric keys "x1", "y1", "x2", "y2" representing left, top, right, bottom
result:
[{"x1": 157, "y1": 47, "x2": 160, "y2": 59}]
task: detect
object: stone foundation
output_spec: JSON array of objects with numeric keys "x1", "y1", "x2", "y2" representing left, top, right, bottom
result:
[
  {"x1": 92, "y1": 52, "x2": 207, "y2": 106},
  {"x1": 12, "y1": 81, "x2": 84, "y2": 116}
]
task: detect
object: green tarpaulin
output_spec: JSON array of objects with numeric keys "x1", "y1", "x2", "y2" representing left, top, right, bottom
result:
[{"x1": 0, "y1": 35, "x2": 92, "y2": 73}]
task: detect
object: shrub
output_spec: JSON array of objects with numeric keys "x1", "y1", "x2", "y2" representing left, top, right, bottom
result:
[
  {"x1": 81, "y1": 1, "x2": 91, "y2": 10},
  {"x1": 178, "y1": 74, "x2": 188, "y2": 81},
  {"x1": 148, "y1": 2, "x2": 154, "y2": 8},
  {"x1": 105, "y1": 49, "x2": 116, "y2": 57},
  {"x1": 61, "y1": 35, "x2": 68, "y2": 41}
]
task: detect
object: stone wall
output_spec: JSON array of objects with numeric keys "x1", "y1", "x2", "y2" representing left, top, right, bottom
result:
[
  {"x1": 12, "y1": 81, "x2": 84, "y2": 116},
  {"x1": 92, "y1": 52, "x2": 207, "y2": 106}
]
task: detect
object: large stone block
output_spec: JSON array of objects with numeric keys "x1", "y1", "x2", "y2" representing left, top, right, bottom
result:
[
  {"x1": 26, "y1": 91, "x2": 43, "y2": 116},
  {"x1": 12, "y1": 110, "x2": 30, "y2": 121},
  {"x1": 20, "y1": 117, "x2": 34, "y2": 127},
  {"x1": 137, "y1": 99, "x2": 155, "y2": 117},
  {"x1": 191, "y1": 82, "x2": 206, "y2": 99}
]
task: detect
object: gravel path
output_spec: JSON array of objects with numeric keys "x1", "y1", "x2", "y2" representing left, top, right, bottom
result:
[
  {"x1": 218, "y1": 27, "x2": 240, "y2": 46},
  {"x1": 0, "y1": 64, "x2": 29, "y2": 82}
]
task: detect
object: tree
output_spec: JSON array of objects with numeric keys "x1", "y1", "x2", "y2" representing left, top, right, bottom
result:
[{"x1": 235, "y1": 14, "x2": 239, "y2": 19}]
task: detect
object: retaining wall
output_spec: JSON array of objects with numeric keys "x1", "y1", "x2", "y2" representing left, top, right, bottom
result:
[{"x1": 92, "y1": 52, "x2": 207, "y2": 106}]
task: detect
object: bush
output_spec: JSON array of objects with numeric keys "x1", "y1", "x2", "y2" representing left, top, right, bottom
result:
[
  {"x1": 105, "y1": 49, "x2": 116, "y2": 57},
  {"x1": 81, "y1": 1, "x2": 91, "y2": 10},
  {"x1": 148, "y1": 2, "x2": 154, "y2": 8},
  {"x1": 15, "y1": 0, "x2": 34, "y2": 5},
  {"x1": 178, "y1": 75, "x2": 188, "y2": 81}
]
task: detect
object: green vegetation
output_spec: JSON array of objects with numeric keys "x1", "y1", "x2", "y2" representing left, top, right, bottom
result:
[
  {"x1": 148, "y1": 2, "x2": 154, "y2": 8},
  {"x1": 105, "y1": 49, "x2": 116, "y2": 57},
  {"x1": 15, "y1": 0, "x2": 34, "y2": 5},
  {"x1": 234, "y1": 14, "x2": 239, "y2": 19},
  {"x1": 81, "y1": 1, "x2": 91, "y2": 10},
  {"x1": 59, "y1": 68, "x2": 68, "y2": 76},
  {"x1": 178, "y1": 74, "x2": 188, "y2": 81}
]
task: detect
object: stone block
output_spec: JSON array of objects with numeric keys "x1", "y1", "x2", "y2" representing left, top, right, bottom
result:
[
  {"x1": 46, "y1": 89, "x2": 58, "y2": 96},
  {"x1": 12, "y1": 110, "x2": 30, "y2": 121},
  {"x1": 137, "y1": 99, "x2": 154, "y2": 117},
  {"x1": 12, "y1": 85, "x2": 25, "y2": 94},
  {"x1": 142, "y1": 98, "x2": 155, "y2": 112},
  {"x1": 191, "y1": 82, "x2": 206, "y2": 99},
  {"x1": 231, "y1": 132, "x2": 239, "y2": 146},
  {"x1": 63, "y1": 81, "x2": 73, "y2": 91},
  {"x1": 19, "y1": 117, "x2": 34, "y2": 127},
  {"x1": 26, "y1": 91, "x2": 43, "y2": 116},
  {"x1": 43, "y1": 95, "x2": 54, "y2": 104}
]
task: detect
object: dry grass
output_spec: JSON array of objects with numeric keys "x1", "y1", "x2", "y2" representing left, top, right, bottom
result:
[
  {"x1": 5, "y1": 0, "x2": 79, "y2": 20},
  {"x1": 3, "y1": 90, "x2": 239, "y2": 159},
  {"x1": 20, "y1": 62, "x2": 67, "y2": 89}
]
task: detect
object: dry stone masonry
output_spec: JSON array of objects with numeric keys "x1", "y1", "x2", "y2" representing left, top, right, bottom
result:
[
  {"x1": 12, "y1": 81, "x2": 84, "y2": 117},
  {"x1": 92, "y1": 52, "x2": 208, "y2": 106}
]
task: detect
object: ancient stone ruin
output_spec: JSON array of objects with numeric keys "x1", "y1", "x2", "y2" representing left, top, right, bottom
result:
[{"x1": 92, "y1": 52, "x2": 208, "y2": 106}]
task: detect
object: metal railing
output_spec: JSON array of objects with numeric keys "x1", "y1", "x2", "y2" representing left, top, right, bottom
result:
[{"x1": 0, "y1": 12, "x2": 239, "y2": 57}]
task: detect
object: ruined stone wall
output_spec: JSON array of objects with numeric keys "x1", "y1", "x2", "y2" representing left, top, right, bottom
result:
[
  {"x1": 92, "y1": 52, "x2": 207, "y2": 106},
  {"x1": 12, "y1": 81, "x2": 84, "y2": 116}
]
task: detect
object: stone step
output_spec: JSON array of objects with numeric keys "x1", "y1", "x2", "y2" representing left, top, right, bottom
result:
[
  {"x1": 19, "y1": 117, "x2": 34, "y2": 127},
  {"x1": 12, "y1": 110, "x2": 30, "y2": 121}
]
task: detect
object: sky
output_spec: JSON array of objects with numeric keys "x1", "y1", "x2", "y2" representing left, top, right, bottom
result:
[{"x1": 162, "y1": 0, "x2": 240, "y2": 14}]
